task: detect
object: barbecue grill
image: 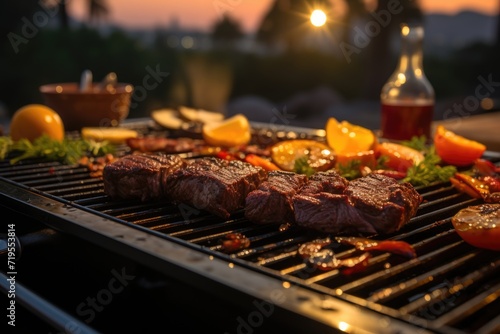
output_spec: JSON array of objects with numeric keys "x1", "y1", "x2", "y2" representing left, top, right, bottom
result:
[{"x1": 1, "y1": 119, "x2": 499, "y2": 334}]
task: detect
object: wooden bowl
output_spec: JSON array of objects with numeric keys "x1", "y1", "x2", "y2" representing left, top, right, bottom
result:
[{"x1": 40, "y1": 82, "x2": 134, "y2": 131}]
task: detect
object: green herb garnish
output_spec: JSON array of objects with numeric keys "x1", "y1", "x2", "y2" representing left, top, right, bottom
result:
[
  {"x1": 402, "y1": 146, "x2": 457, "y2": 186},
  {"x1": 1, "y1": 134, "x2": 115, "y2": 165},
  {"x1": 293, "y1": 155, "x2": 316, "y2": 177},
  {"x1": 0, "y1": 136, "x2": 13, "y2": 160},
  {"x1": 401, "y1": 135, "x2": 428, "y2": 151},
  {"x1": 337, "y1": 159, "x2": 362, "y2": 180}
]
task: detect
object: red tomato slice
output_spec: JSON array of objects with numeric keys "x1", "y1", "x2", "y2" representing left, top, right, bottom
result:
[
  {"x1": 375, "y1": 142, "x2": 424, "y2": 172},
  {"x1": 451, "y1": 204, "x2": 500, "y2": 251},
  {"x1": 434, "y1": 125, "x2": 486, "y2": 167}
]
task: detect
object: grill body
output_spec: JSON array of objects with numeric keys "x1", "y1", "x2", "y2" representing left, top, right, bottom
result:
[{"x1": 0, "y1": 120, "x2": 499, "y2": 334}]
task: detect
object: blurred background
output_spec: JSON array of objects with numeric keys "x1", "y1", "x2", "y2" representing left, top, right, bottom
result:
[{"x1": 1, "y1": 0, "x2": 500, "y2": 130}]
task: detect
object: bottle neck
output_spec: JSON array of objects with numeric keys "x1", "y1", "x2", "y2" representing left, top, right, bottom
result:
[{"x1": 397, "y1": 25, "x2": 424, "y2": 74}]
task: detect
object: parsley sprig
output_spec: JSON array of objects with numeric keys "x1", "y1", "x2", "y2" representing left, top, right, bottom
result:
[
  {"x1": 401, "y1": 138, "x2": 457, "y2": 187},
  {"x1": 293, "y1": 155, "x2": 316, "y2": 177},
  {"x1": 0, "y1": 135, "x2": 115, "y2": 165}
]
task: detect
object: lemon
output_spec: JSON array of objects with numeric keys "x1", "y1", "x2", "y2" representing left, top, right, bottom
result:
[
  {"x1": 9, "y1": 104, "x2": 65, "y2": 142},
  {"x1": 325, "y1": 117, "x2": 376, "y2": 154},
  {"x1": 202, "y1": 114, "x2": 251, "y2": 147},
  {"x1": 81, "y1": 127, "x2": 139, "y2": 144}
]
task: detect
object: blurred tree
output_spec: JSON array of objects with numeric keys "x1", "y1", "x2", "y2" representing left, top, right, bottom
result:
[
  {"x1": 256, "y1": 0, "x2": 332, "y2": 51},
  {"x1": 56, "y1": 0, "x2": 109, "y2": 29},
  {"x1": 211, "y1": 14, "x2": 244, "y2": 46},
  {"x1": 350, "y1": 0, "x2": 423, "y2": 99}
]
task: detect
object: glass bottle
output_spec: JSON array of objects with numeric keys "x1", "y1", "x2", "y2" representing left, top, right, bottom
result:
[{"x1": 380, "y1": 23, "x2": 434, "y2": 141}]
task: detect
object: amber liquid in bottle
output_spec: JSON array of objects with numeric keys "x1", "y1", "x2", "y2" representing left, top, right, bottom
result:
[
  {"x1": 380, "y1": 23, "x2": 434, "y2": 141},
  {"x1": 380, "y1": 101, "x2": 434, "y2": 140}
]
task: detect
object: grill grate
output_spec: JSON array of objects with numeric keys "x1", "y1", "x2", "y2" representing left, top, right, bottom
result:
[{"x1": 1, "y1": 123, "x2": 499, "y2": 334}]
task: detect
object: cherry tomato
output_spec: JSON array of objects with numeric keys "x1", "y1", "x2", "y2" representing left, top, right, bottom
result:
[
  {"x1": 434, "y1": 125, "x2": 486, "y2": 167},
  {"x1": 375, "y1": 142, "x2": 424, "y2": 172}
]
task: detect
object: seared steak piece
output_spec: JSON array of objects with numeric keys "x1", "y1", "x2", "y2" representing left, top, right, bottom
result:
[
  {"x1": 298, "y1": 170, "x2": 348, "y2": 195},
  {"x1": 345, "y1": 173, "x2": 422, "y2": 234},
  {"x1": 293, "y1": 171, "x2": 376, "y2": 234},
  {"x1": 103, "y1": 153, "x2": 186, "y2": 201},
  {"x1": 126, "y1": 137, "x2": 204, "y2": 153},
  {"x1": 293, "y1": 192, "x2": 377, "y2": 234},
  {"x1": 293, "y1": 172, "x2": 422, "y2": 235},
  {"x1": 245, "y1": 171, "x2": 308, "y2": 224},
  {"x1": 167, "y1": 157, "x2": 267, "y2": 219}
]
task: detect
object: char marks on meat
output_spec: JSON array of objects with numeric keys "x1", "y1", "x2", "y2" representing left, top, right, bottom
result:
[
  {"x1": 298, "y1": 170, "x2": 348, "y2": 195},
  {"x1": 293, "y1": 171, "x2": 376, "y2": 234},
  {"x1": 103, "y1": 153, "x2": 186, "y2": 201},
  {"x1": 293, "y1": 172, "x2": 422, "y2": 235},
  {"x1": 245, "y1": 171, "x2": 308, "y2": 224},
  {"x1": 167, "y1": 157, "x2": 267, "y2": 219},
  {"x1": 345, "y1": 173, "x2": 422, "y2": 234}
]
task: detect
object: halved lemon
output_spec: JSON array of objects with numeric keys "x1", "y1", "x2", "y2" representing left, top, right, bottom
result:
[
  {"x1": 326, "y1": 117, "x2": 376, "y2": 154},
  {"x1": 202, "y1": 114, "x2": 251, "y2": 147}
]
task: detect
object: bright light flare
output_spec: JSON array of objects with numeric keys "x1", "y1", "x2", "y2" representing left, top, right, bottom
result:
[{"x1": 310, "y1": 9, "x2": 327, "y2": 27}]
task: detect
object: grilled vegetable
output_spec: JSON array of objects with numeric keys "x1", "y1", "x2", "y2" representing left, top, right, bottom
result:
[
  {"x1": 244, "y1": 154, "x2": 281, "y2": 171},
  {"x1": 452, "y1": 204, "x2": 500, "y2": 251},
  {"x1": 375, "y1": 142, "x2": 424, "y2": 172},
  {"x1": 335, "y1": 236, "x2": 417, "y2": 258},
  {"x1": 434, "y1": 125, "x2": 486, "y2": 166},
  {"x1": 271, "y1": 139, "x2": 335, "y2": 173}
]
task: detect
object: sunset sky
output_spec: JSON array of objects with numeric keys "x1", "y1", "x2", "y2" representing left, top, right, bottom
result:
[{"x1": 70, "y1": 0, "x2": 498, "y2": 33}]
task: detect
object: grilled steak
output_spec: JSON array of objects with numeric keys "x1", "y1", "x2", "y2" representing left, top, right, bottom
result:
[
  {"x1": 167, "y1": 157, "x2": 267, "y2": 219},
  {"x1": 126, "y1": 137, "x2": 204, "y2": 153},
  {"x1": 293, "y1": 170, "x2": 375, "y2": 234},
  {"x1": 298, "y1": 170, "x2": 348, "y2": 195},
  {"x1": 103, "y1": 153, "x2": 187, "y2": 201},
  {"x1": 293, "y1": 172, "x2": 422, "y2": 235},
  {"x1": 345, "y1": 173, "x2": 422, "y2": 234},
  {"x1": 293, "y1": 192, "x2": 377, "y2": 234},
  {"x1": 245, "y1": 171, "x2": 308, "y2": 224}
]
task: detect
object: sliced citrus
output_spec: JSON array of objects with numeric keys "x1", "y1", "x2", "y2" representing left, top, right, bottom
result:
[
  {"x1": 434, "y1": 125, "x2": 486, "y2": 166},
  {"x1": 325, "y1": 117, "x2": 376, "y2": 154},
  {"x1": 202, "y1": 114, "x2": 251, "y2": 147},
  {"x1": 270, "y1": 139, "x2": 336, "y2": 172},
  {"x1": 9, "y1": 104, "x2": 65, "y2": 142}
]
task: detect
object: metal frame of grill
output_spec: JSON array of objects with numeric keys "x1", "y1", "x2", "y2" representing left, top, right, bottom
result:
[{"x1": 1, "y1": 120, "x2": 499, "y2": 334}]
